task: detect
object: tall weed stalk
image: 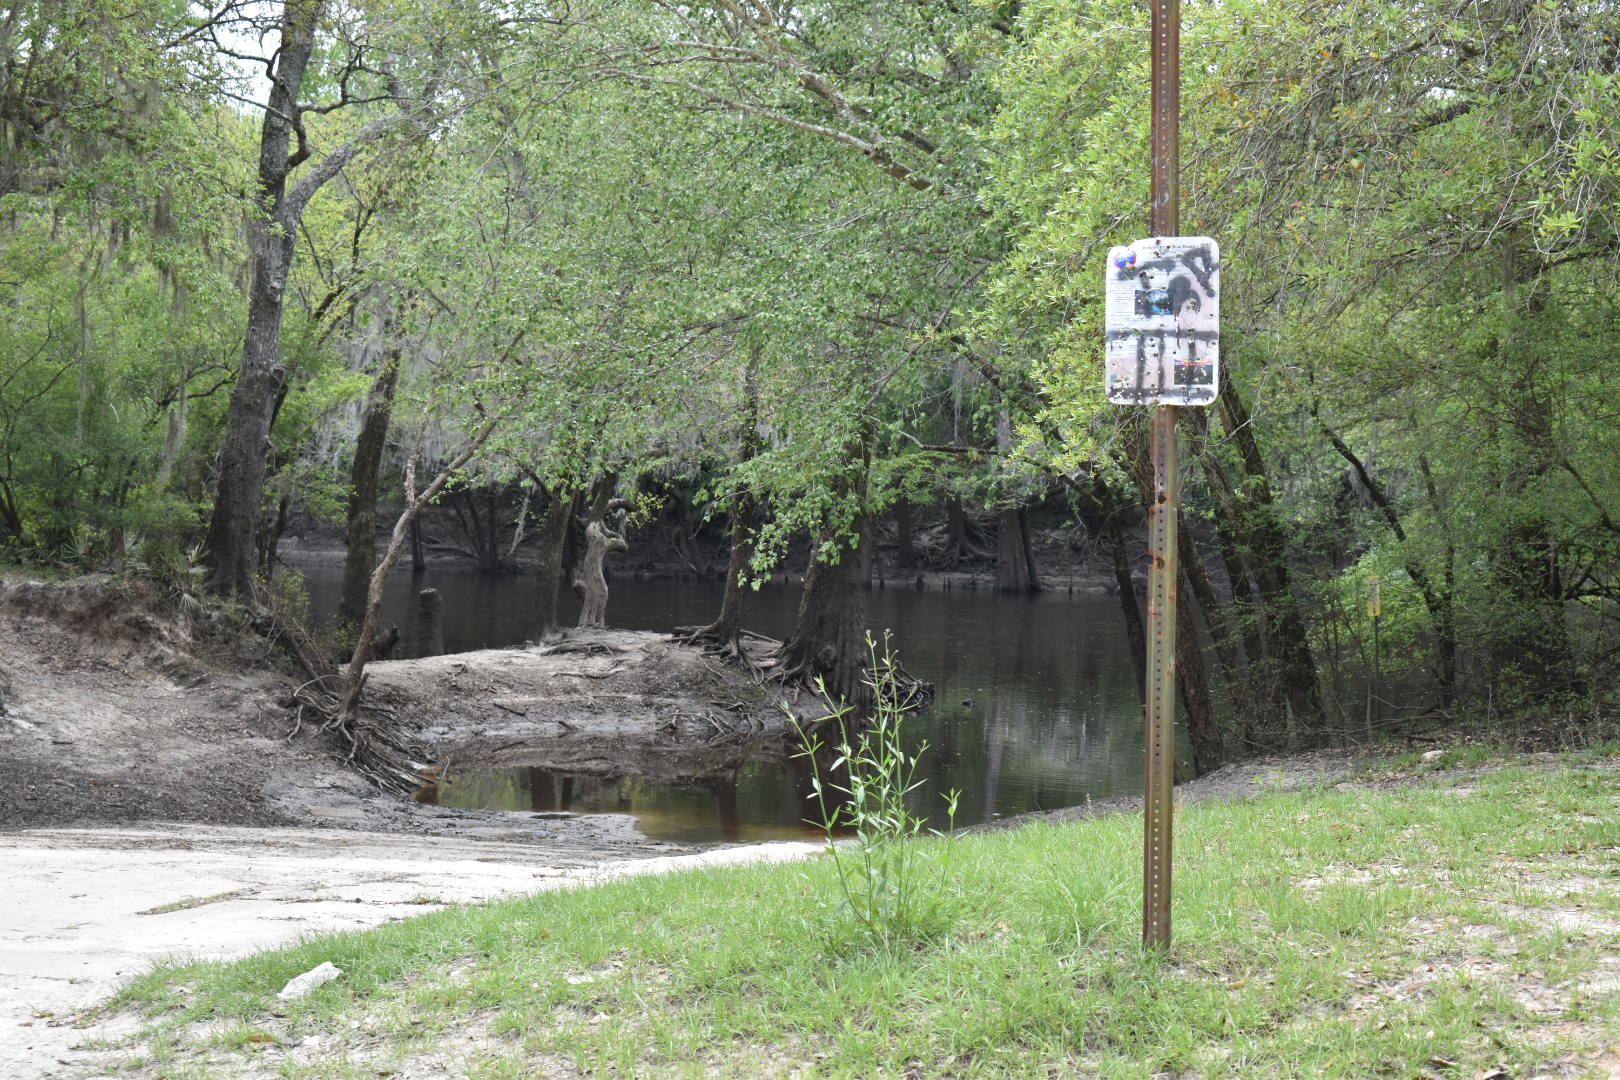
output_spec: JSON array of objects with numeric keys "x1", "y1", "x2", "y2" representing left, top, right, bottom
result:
[{"x1": 794, "y1": 633, "x2": 959, "y2": 944}]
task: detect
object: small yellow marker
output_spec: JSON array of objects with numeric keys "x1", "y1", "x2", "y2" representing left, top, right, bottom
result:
[{"x1": 1366, "y1": 576, "x2": 1382, "y2": 619}]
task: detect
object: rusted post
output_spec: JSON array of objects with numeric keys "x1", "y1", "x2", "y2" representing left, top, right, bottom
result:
[
  {"x1": 1143, "y1": 0, "x2": 1181, "y2": 953},
  {"x1": 1143, "y1": 407, "x2": 1179, "y2": 950}
]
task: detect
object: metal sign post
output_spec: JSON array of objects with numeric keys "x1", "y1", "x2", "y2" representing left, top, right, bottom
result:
[
  {"x1": 1149, "y1": 0, "x2": 1182, "y2": 952},
  {"x1": 1101, "y1": 0, "x2": 1215, "y2": 953}
]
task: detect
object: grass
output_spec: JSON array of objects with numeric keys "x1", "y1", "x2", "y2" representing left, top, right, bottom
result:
[{"x1": 102, "y1": 757, "x2": 1620, "y2": 1078}]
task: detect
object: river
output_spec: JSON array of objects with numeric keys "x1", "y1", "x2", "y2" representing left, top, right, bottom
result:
[{"x1": 297, "y1": 567, "x2": 1154, "y2": 844}]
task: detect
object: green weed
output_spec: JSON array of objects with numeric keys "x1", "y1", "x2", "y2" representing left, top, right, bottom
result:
[{"x1": 794, "y1": 633, "x2": 960, "y2": 946}]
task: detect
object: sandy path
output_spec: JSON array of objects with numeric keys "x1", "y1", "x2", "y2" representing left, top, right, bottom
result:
[{"x1": 1, "y1": 824, "x2": 821, "y2": 1079}]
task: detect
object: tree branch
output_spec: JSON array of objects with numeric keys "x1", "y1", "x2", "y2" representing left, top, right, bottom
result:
[{"x1": 607, "y1": 71, "x2": 935, "y2": 192}]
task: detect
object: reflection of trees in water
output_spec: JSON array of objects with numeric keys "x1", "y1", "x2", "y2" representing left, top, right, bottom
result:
[
  {"x1": 527, "y1": 767, "x2": 555, "y2": 811},
  {"x1": 710, "y1": 777, "x2": 740, "y2": 842},
  {"x1": 983, "y1": 708, "x2": 1004, "y2": 812},
  {"x1": 520, "y1": 769, "x2": 621, "y2": 813},
  {"x1": 513, "y1": 766, "x2": 773, "y2": 841}
]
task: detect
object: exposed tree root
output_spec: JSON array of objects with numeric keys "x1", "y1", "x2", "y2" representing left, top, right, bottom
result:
[
  {"x1": 284, "y1": 674, "x2": 432, "y2": 795},
  {"x1": 676, "y1": 624, "x2": 778, "y2": 678},
  {"x1": 762, "y1": 645, "x2": 934, "y2": 718},
  {"x1": 537, "y1": 636, "x2": 631, "y2": 657}
]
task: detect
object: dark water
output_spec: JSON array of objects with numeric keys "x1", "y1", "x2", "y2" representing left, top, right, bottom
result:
[{"x1": 297, "y1": 567, "x2": 1151, "y2": 843}]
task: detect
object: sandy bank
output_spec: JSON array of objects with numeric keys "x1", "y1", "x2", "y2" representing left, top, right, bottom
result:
[{"x1": 1, "y1": 823, "x2": 821, "y2": 1080}]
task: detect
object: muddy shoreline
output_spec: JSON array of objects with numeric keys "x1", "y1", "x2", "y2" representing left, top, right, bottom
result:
[
  {"x1": 0, "y1": 577, "x2": 810, "y2": 847},
  {"x1": 0, "y1": 577, "x2": 830, "y2": 1077}
]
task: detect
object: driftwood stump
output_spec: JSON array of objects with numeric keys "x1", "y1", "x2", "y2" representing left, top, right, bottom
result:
[
  {"x1": 418, "y1": 588, "x2": 443, "y2": 657},
  {"x1": 574, "y1": 504, "x2": 629, "y2": 628}
]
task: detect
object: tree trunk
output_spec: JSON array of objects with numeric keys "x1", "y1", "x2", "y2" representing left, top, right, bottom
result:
[
  {"x1": 1180, "y1": 519, "x2": 1251, "y2": 743},
  {"x1": 344, "y1": 433, "x2": 492, "y2": 719},
  {"x1": 262, "y1": 492, "x2": 290, "y2": 579},
  {"x1": 339, "y1": 344, "x2": 401, "y2": 625},
  {"x1": 776, "y1": 532, "x2": 869, "y2": 706},
  {"x1": 1486, "y1": 239, "x2": 1571, "y2": 694},
  {"x1": 339, "y1": 419, "x2": 498, "y2": 788},
  {"x1": 992, "y1": 409, "x2": 1040, "y2": 592},
  {"x1": 1185, "y1": 412, "x2": 1267, "y2": 721},
  {"x1": 860, "y1": 515, "x2": 876, "y2": 587},
  {"x1": 528, "y1": 487, "x2": 576, "y2": 642},
  {"x1": 154, "y1": 359, "x2": 188, "y2": 492},
  {"x1": 203, "y1": 0, "x2": 322, "y2": 598},
  {"x1": 1094, "y1": 476, "x2": 1147, "y2": 701},
  {"x1": 995, "y1": 507, "x2": 1036, "y2": 592},
  {"x1": 1176, "y1": 577, "x2": 1224, "y2": 774},
  {"x1": 894, "y1": 498, "x2": 916, "y2": 570},
  {"x1": 1018, "y1": 505, "x2": 1041, "y2": 591},
  {"x1": 774, "y1": 422, "x2": 873, "y2": 705},
  {"x1": 1417, "y1": 455, "x2": 1458, "y2": 706},
  {"x1": 691, "y1": 496, "x2": 758, "y2": 650},
  {"x1": 1492, "y1": 516, "x2": 1571, "y2": 688},
  {"x1": 444, "y1": 486, "x2": 507, "y2": 573},
  {"x1": 0, "y1": 477, "x2": 24, "y2": 545},
  {"x1": 690, "y1": 357, "x2": 761, "y2": 652},
  {"x1": 1212, "y1": 387, "x2": 1326, "y2": 739},
  {"x1": 207, "y1": 216, "x2": 299, "y2": 596},
  {"x1": 944, "y1": 496, "x2": 966, "y2": 568},
  {"x1": 668, "y1": 489, "x2": 708, "y2": 578},
  {"x1": 561, "y1": 499, "x2": 581, "y2": 583}
]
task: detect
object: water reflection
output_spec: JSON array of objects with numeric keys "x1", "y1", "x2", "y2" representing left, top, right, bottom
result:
[
  {"x1": 298, "y1": 567, "x2": 1154, "y2": 842},
  {"x1": 418, "y1": 762, "x2": 827, "y2": 845}
]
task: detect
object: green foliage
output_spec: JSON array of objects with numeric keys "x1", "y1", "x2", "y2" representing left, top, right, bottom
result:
[
  {"x1": 794, "y1": 633, "x2": 960, "y2": 946},
  {"x1": 7, "y1": 0, "x2": 1615, "y2": 723},
  {"x1": 975, "y1": 0, "x2": 1620, "y2": 711},
  {"x1": 128, "y1": 534, "x2": 207, "y2": 617}
]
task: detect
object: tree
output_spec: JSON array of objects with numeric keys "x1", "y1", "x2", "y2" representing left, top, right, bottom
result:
[
  {"x1": 0, "y1": 0, "x2": 243, "y2": 560},
  {"x1": 582, "y1": 0, "x2": 1009, "y2": 696},
  {"x1": 202, "y1": 0, "x2": 463, "y2": 598}
]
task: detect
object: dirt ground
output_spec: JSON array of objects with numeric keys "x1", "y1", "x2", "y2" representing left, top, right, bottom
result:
[
  {"x1": 366, "y1": 625, "x2": 804, "y2": 787},
  {"x1": 966, "y1": 745, "x2": 1372, "y2": 835}
]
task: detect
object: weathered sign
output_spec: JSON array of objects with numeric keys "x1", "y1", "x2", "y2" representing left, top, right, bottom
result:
[{"x1": 1104, "y1": 236, "x2": 1220, "y2": 406}]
